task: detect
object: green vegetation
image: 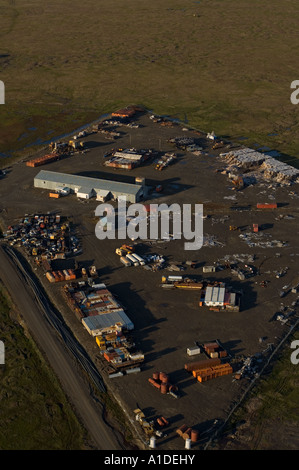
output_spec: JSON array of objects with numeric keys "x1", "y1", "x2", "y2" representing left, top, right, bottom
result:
[
  {"x1": 0, "y1": 0, "x2": 299, "y2": 165},
  {"x1": 223, "y1": 331, "x2": 299, "y2": 449},
  {"x1": 0, "y1": 284, "x2": 87, "y2": 450}
]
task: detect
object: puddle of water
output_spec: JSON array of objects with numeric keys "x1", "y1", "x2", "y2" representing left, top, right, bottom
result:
[{"x1": 265, "y1": 150, "x2": 281, "y2": 157}]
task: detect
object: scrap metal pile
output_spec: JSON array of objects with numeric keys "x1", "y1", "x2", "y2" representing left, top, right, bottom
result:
[
  {"x1": 220, "y1": 147, "x2": 299, "y2": 185},
  {"x1": 4, "y1": 214, "x2": 81, "y2": 259}
]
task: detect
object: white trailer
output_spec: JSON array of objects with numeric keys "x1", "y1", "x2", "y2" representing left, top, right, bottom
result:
[
  {"x1": 130, "y1": 253, "x2": 145, "y2": 266},
  {"x1": 120, "y1": 256, "x2": 131, "y2": 267},
  {"x1": 126, "y1": 253, "x2": 139, "y2": 266}
]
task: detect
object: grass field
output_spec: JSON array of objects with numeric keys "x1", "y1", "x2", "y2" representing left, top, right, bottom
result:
[
  {"x1": 218, "y1": 331, "x2": 299, "y2": 450},
  {"x1": 0, "y1": 283, "x2": 87, "y2": 450},
  {"x1": 0, "y1": 0, "x2": 299, "y2": 163}
]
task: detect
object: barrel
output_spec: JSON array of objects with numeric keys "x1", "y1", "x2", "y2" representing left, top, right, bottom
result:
[
  {"x1": 161, "y1": 416, "x2": 169, "y2": 426},
  {"x1": 191, "y1": 430, "x2": 199, "y2": 442},
  {"x1": 153, "y1": 372, "x2": 159, "y2": 381},
  {"x1": 148, "y1": 378, "x2": 160, "y2": 389},
  {"x1": 159, "y1": 372, "x2": 167, "y2": 382},
  {"x1": 161, "y1": 375, "x2": 169, "y2": 384},
  {"x1": 160, "y1": 383, "x2": 168, "y2": 394}
]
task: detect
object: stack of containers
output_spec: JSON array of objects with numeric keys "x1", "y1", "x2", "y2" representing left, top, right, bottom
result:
[
  {"x1": 195, "y1": 363, "x2": 233, "y2": 382},
  {"x1": 203, "y1": 342, "x2": 227, "y2": 359}
]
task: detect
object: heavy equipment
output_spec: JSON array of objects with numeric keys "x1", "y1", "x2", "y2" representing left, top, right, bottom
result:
[
  {"x1": 68, "y1": 140, "x2": 84, "y2": 151},
  {"x1": 115, "y1": 244, "x2": 134, "y2": 256}
]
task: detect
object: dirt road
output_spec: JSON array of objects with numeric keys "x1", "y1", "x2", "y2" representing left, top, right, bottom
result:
[{"x1": 0, "y1": 244, "x2": 123, "y2": 450}]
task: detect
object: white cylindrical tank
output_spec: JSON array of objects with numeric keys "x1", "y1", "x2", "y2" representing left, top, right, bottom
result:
[
  {"x1": 185, "y1": 438, "x2": 191, "y2": 450},
  {"x1": 149, "y1": 436, "x2": 156, "y2": 449}
]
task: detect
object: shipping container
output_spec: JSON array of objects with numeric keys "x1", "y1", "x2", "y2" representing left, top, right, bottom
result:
[
  {"x1": 256, "y1": 203, "x2": 277, "y2": 209},
  {"x1": 126, "y1": 367, "x2": 141, "y2": 374},
  {"x1": 26, "y1": 153, "x2": 60, "y2": 167},
  {"x1": 187, "y1": 346, "x2": 201, "y2": 356},
  {"x1": 204, "y1": 342, "x2": 219, "y2": 349},
  {"x1": 185, "y1": 357, "x2": 221, "y2": 372},
  {"x1": 196, "y1": 363, "x2": 233, "y2": 382},
  {"x1": 210, "y1": 352, "x2": 219, "y2": 358},
  {"x1": 203, "y1": 266, "x2": 216, "y2": 273}
]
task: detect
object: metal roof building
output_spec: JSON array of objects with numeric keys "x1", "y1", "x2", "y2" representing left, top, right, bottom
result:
[
  {"x1": 204, "y1": 286, "x2": 226, "y2": 306},
  {"x1": 34, "y1": 170, "x2": 145, "y2": 203},
  {"x1": 82, "y1": 309, "x2": 134, "y2": 336}
]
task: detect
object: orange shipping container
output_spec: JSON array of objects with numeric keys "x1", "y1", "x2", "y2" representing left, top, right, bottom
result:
[
  {"x1": 185, "y1": 358, "x2": 221, "y2": 372},
  {"x1": 256, "y1": 203, "x2": 277, "y2": 209}
]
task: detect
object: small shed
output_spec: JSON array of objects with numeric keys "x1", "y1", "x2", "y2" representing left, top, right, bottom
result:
[
  {"x1": 96, "y1": 189, "x2": 111, "y2": 202},
  {"x1": 77, "y1": 187, "x2": 95, "y2": 199}
]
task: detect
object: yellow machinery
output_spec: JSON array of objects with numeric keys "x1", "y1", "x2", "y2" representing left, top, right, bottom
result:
[
  {"x1": 133, "y1": 409, "x2": 155, "y2": 436},
  {"x1": 69, "y1": 140, "x2": 84, "y2": 150},
  {"x1": 115, "y1": 244, "x2": 134, "y2": 256}
]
